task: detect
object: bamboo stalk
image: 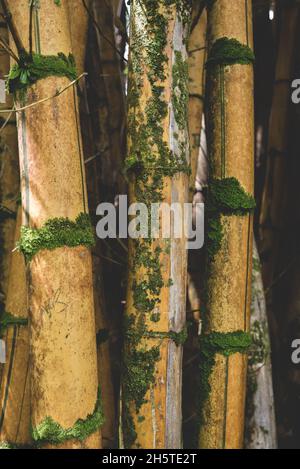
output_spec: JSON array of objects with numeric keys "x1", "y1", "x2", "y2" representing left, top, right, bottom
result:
[
  {"x1": 122, "y1": 1, "x2": 190, "y2": 449},
  {"x1": 0, "y1": 207, "x2": 31, "y2": 446},
  {"x1": 200, "y1": 0, "x2": 255, "y2": 449},
  {"x1": 259, "y1": 4, "x2": 299, "y2": 292},
  {"x1": 7, "y1": 0, "x2": 101, "y2": 449}
]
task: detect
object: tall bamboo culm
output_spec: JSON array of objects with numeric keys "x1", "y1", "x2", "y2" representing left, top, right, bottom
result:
[
  {"x1": 7, "y1": 0, "x2": 101, "y2": 448},
  {"x1": 199, "y1": 0, "x2": 255, "y2": 449},
  {"x1": 122, "y1": 1, "x2": 190, "y2": 449}
]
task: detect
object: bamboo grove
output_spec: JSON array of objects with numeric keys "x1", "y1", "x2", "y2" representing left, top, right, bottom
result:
[{"x1": 0, "y1": 0, "x2": 298, "y2": 451}]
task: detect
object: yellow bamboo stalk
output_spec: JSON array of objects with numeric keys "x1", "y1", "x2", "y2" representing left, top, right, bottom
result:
[
  {"x1": 122, "y1": 1, "x2": 190, "y2": 449},
  {"x1": 67, "y1": 0, "x2": 89, "y2": 77},
  {"x1": 0, "y1": 207, "x2": 31, "y2": 446},
  {"x1": 7, "y1": 0, "x2": 101, "y2": 448},
  {"x1": 67, "y1": 1, "x2": 117, "y2": 447},
  {"x1": 199, "y1": 0, "x2": 254, "y2": 449}
]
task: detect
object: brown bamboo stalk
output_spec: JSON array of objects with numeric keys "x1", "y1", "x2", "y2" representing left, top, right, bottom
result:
[
  {"x1": 259, "y1": 4, "x2": 299, "y2": 292},
  {"x1": 0, "y1": 207, "x2": 31, "y2": 446},
  {"x1": 0, "y1": 12, "x2": 19, "y2": 315}
]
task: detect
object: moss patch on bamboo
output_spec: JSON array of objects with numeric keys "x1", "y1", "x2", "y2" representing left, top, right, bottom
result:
[
  {"x1": 198, "y1": 331, "x2": 252, "y2": 426},
  {"x1": 205, "y1": 177, "x2": 255, "y2": 261},
  {"x1": 8, "y1": 53, "x2": 77, "y2": 94},
  {"x1": 206, "y1": 37, "x2": 255, "y2": 67},
  {"x1": 18, "y1": 213, "x2": 95, "y2": 261},
  {"x1": 32, "y1": 388, "x2": 104, "y2": 445}
]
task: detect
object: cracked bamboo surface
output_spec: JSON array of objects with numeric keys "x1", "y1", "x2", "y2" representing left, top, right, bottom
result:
[
  {"x1": 8, "y1": 0, "x2": 100, "y2": 448},
  {"x1": 200, "y1": 0, "x2": 254, "y2": 449}
]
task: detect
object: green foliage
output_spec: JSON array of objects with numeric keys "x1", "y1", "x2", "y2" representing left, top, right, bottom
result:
[
  {"x1": 8, "y1": 53, "x2": 77, "y2": 94},
  {"x1": 32, "y1": 389, "x2": 104, "y2": 445},
  {"x1": 206, "y1": 37, "x2": 255, "y2": 67},
  {"x1": 54, "y1": 0, "x2": 61, "y2": 5},
  {"x1": 0, "y1": 312, "x2": 28, "y2": 337},
  {"x1": 18, "y1": 213, "x2": 95, "y2": 261}
]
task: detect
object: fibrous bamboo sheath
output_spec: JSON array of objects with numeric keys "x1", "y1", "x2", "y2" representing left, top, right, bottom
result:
[
  {"x1": 200, "y1": 0, "x2": 254, "y2": 449},
  {"x1": 8, "y1": 0, "x2": 100, "y2": 448},
  {"x1": 123, "y1": 1, "x2": 190, "y2": 449},
  {"x1": 0, "y1": 208, "x2": 30, "y2": 446}
]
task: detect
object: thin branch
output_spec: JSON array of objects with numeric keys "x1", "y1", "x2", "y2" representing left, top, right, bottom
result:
[
  {"x1": 0, "y1": 73, "x2": 87, "y2": 114},
  {"x1": 0, "y1": 35, "x2": 19, "y2": 62},
  {"x1": 0, "y1": 109, "x2": 13, "y2": 134},
  {"x1": 0, "y1": 0, "x2": 26, "y2": 58}
]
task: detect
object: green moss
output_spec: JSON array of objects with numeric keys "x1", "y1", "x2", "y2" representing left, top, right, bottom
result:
[
  {"x1": 7, "y1": 53, "x2": 77, "y2": 94},
  {"x1": 205, "y1": 178, "x2": 255, "y2": 261},
  {"x1": 122, "y1": 314, "x2": 160, "y2": 448},
  {"x1": 172, "y1": 51, "x2": 189, "y2": 131},
  {"x1": 248, "y1": 320, "x2": 269, "y2": 368},
  {"x1": 32, "y1": 388, "x2": 104, "y2": 445},
  {"x1": 198, "y1": 331, "x2": 252, "y2": 426},
  {"x1": 144, "y1": 326, "x2": 188, "y2": 346},
  {"x1": 208, "y1": 178, "x2": 256, "y2": 214},
  {"x1": 206, "y1": 37, "x2": 255, "y2": 67},
  {"x1": 18, "y1": 213, "x2": 95, "y2": 262},
  {"x1": 0, "y1": 312, "x2": 28, "y2": 337}
]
